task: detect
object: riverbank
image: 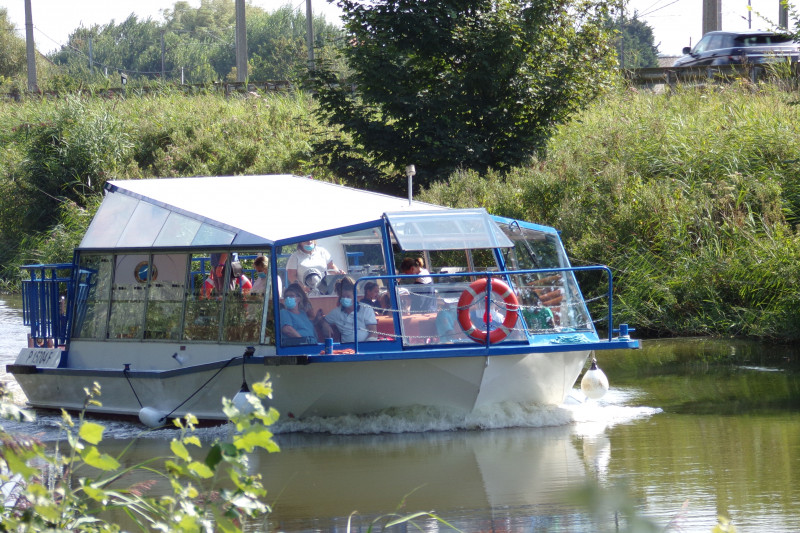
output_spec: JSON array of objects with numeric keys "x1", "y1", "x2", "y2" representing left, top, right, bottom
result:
[{"x1": 2, "y1": 80, "x2": 800, "y2": 340}]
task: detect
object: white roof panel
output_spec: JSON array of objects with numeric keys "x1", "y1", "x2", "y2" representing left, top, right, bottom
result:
[{"x1": 106, "y1": 174, "x2": 444, "y2": 242}]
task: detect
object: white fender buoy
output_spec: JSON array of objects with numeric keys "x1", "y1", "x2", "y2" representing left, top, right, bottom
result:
[
  {"x1": 233, "y1": 388, "x2": 258, "y2": 415},
  {"x1": 138, "y1": 407, "x2": 167, "y2": 428},
  {"x1": 581, "y1": 358, "x2": 609, "y2": 400}
]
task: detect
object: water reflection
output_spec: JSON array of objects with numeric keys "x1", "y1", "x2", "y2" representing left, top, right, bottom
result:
[
  {"x1": 88, "y1": 424, "x2": 611, "y2": 532},
  {"x1": 0, "y1": 295, "x2": 27, "y2": 401},
  {"x1": 4, "y1": 299, "x2": 800, "y2": 531},
  {"x1": 601, "y1": 338, "x2": 800, "y2": 415}
]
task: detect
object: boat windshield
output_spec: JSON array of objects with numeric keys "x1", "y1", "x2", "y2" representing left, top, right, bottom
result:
[
  {"x1": 496, "y1": 222, "x2": 594, "y2": 333},
  {"x1": 384, "y1": 209, "x2": 512, "y2": 251}
]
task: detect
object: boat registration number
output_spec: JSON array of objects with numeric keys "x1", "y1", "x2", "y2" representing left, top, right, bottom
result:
[{"x1": 15, "y1": 348, "x2": 62, "y2": 368}]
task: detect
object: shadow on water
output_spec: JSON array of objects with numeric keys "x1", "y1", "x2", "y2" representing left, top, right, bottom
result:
[{"x1": 598, "y1": 337, "x2": 800, "y2": 415}]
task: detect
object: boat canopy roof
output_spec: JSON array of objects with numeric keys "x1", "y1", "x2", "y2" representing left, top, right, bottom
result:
[{"x1": 79, "y1": 175, "x2": 515, "y2": 250}]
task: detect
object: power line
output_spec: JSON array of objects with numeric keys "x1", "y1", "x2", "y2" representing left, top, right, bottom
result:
[
  {"x1": 32, "y1": 25, "x2": 217, "y2": 77},
  {"x1": 639, "y1": 0, "x2": 683, "y2": 18}
]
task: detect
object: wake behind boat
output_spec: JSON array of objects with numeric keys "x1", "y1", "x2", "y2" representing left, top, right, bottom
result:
[{"x1": 8, "y1": 174, "x2": 638, "y2": 425}]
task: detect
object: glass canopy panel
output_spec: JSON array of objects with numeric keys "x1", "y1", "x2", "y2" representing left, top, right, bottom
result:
[
  {"x1": 80, "y1": 193, "x2": 139, "y2": 248},
  {"x1": 190, "y1": 223, "x2": 235, "y2": 246},
  {"x1": 153, "y1": 212, "x2": 202, "y2": 247},
  {"x1": 384, "y1": 209, "x2": 513, "y2": 251},
  {"x1": 116, "y1": 201, "x2": 170, "y2": 247}
]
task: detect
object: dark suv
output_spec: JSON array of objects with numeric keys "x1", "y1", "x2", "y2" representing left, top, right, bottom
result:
[{"x1": 673, "y1": 30, "x2": 800, "y2": 67}]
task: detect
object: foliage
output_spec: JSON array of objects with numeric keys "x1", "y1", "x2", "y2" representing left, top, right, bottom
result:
[
  {"x1": 0, "y1": 95, "x2": 133, "y2": 261},
  {"x1": 0, "y1": 90, "x2": 331, "y2": 275},
  {"x1": 246, "y1": 5, "x2": 345, "y2": 82},
  {"x1": 0, "y1": 8, "x2": 26, "y2": 80},
  {"x1": 308, "y1": 0, "x2": 621, "y2": 189},
  {"x1": 46, "y1": 0, "x2": 343, "y2": 86},
  {"x1": 4, "y1": 78, "x2": 800, "y2": 341},
  {"x1": 0, "y1": 7, "x2": 62, "y2": 95},
  {"x1": 0, "y1": 378, "x2": 461, "y2": 532},
  {"x1": 421, "y1": 82, "x2": 800, "y2": 341},
  {"x1": 610, "y1": 13, "x2": 659, "y2": 69},
  {"x1": 0, "y1": 377, "x2": 279, "y2": 532}
]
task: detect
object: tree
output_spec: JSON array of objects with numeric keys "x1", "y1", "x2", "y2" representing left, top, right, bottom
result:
[
  {"x1": 48, "y1": 0, "x2": 343, "y2": 85},
  {"x1": 0, "y1": 7, "x2": 26, "y2": 79},
  {"x1": 611, "y1": 13, "x2": 659, "y2": 69},
  {"x1": 309, "y1": 0, "x2": 621, "y2": 189}
]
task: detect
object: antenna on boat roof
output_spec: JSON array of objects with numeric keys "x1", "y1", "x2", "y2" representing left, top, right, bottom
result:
[{"x1": 406, "y1": 164, "x2": 416, "y2": 206}]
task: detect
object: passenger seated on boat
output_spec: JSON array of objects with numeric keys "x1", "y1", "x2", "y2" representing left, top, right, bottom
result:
[
  {"x1": 324, "y1": 276, "x2": 378, "y2": 343},
  {"x1": 359, "y1": 281, "x2": 385, "y2": 314},
  {"x1": 399, "y1": 257, "x2": 437, "y2": 313},
  {"x1": 287, "y1": 240, "x2": 344, "y2": 292},
  {"x1": 279, "y1": 283, "x2": 318, "y2": 346}
]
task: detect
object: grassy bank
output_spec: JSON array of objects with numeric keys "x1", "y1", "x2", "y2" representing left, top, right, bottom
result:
[
  {"x1": 422, "y1": 81, "x2": 800, "y2": 340},
  {"x1": 0, "y1": 88, "x2": 338, "y2": 283},
  {"x1": 2, "y1": 81, "x2": 800, "y2": 340}
]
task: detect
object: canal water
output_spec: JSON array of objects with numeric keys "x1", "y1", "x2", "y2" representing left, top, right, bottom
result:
[{"x1": 2, "y1": 297, "x2": 800, "y2": 532}]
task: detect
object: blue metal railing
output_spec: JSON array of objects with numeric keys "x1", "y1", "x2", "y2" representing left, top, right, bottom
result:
[
  {"x1": 21, "y1": 263, "x2": 75, "y2": 347},
  {"x1": 350, "y1": 265, "x2": 615, "y2": 353}
]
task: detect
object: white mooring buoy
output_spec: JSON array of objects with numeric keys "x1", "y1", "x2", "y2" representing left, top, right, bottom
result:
[
  {"x1": 138, "y1": 407, "x2": 167, "y2": 428},
  {"x1": 581, "y1": 357, "x2": 609, "y2": 400}
]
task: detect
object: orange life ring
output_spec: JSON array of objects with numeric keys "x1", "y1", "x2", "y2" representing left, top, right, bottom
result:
[{"x1": 457, "y1": 278, "x2": 519, "y2": 344}]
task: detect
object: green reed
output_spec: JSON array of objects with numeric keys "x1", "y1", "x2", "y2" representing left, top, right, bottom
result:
[
  {"x1": 422, "y1": 82, "x2": 800, "y2": 341},
  {"x1": 3, "y1": 80, "x2": 800, "y2": 339}
]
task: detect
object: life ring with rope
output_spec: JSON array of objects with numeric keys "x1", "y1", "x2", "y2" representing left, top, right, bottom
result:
[{"x1": 457, "y1": 278, "x2": 519, "y2": 344}]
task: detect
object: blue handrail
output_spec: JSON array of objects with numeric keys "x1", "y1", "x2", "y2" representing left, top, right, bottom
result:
[
  {"x1": 20, "y1": 263, "x2": 75, "y2": 347},
  {"x1": 351, "y1": 265, "x2": 615, "y2": 353}
]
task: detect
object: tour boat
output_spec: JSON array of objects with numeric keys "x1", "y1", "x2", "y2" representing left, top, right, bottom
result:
[{"x1": 8, "y1": 174, "x2": 638, "y2": 426}]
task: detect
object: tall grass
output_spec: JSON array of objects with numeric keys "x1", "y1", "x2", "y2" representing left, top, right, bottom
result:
[
  {"x1": 422, "y1": 82, "x2": 800, "y2": 340},
  {"x1": 0, "y1": 88, "x2": 336, "y2": 278},
  {"x1": 3, "y1": 82, "x2": 800, "y2": 340}
]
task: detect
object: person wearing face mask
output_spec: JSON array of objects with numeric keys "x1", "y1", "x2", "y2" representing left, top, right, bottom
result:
[
  {"x1": 250, "y1": 256, "x2": 269, "y2": 295},
  {"x1": 324, "y1": 276, "x2": 378, "y2": 343},
  {"x1": 286, "y1": 240, "x2": 344, "y2": 289},
  {"x1": 279, "y1": 283, "x2": 317, "y2": 346}
]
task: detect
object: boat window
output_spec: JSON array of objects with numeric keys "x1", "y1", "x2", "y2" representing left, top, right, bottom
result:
[
  {"x1": 107, "y1": 254, "x2": 149, "y2": 339},
  {"x1": 183, "y1": 253, "x2": 222, "y2": 341},
  {"x1": 190, "y1": 224, "x2": 235, "y2": 246},
  {"x1": 181, "y1": 251, "x2": 274, "y2": 343},
  {"x1": 80, "y1": 193, "x2": 139, "y2": 248},
  {"x1": 384, "y1": 209, "x2": 513, "y2": 251},
  {"x1": 153, "y1": 212, "x2": 202, "y2": 247},
  {"x1": 278, "y1": 227, "x2": 389, "y2": 346},
  {"x1": 222, "y1": 252, "x2": 272, "y2": 343},
  {"x1": 144, "y1": 253, "x2": 188, "y2": 340},
  {"x1": 72, "y1": 254, "x2": 113, "y2": 339},
  {"x1": 116, "y1": 202, "x2": 171, "y2": 248},
  {"x1": 497, "y1": 222, "x2": 593, "y2": 333}
]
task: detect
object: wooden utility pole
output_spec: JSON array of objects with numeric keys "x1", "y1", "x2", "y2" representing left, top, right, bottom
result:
[
  {"x1": 306, "y1": 0, "x2": 314, "y2": 69},
  {"x1": 702, "y1": 0, "x2": 722, "y2": 35},
  {"x1": 161, "y1": 31, "x2": 166, "y2": 79},
  {"x1": 24, "y1": 0, "x2": 38, "y2": 93},
  {"x1": 779, "y1": 1, "x2": 789, "y2": 29},
  {"x1": 235, "y1": 0, "x2": 247, "y2": 82}
]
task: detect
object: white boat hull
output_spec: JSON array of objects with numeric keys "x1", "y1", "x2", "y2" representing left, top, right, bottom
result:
[{"x1": 13, "y1": 349, "x2": 591, "y2": 421}]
